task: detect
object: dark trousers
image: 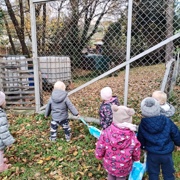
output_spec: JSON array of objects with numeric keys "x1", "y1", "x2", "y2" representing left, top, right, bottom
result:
[
  {"x1": 147, "y1": 152, "x2": 175, "y2": 180},
  {"x1": 50, "y1": 119, "x2": 71, "y2": 140}
]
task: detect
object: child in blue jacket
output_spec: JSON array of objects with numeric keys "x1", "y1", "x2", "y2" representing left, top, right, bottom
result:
[{"x1": 137, "y1": 97, "x2": 180, "y2": 180}]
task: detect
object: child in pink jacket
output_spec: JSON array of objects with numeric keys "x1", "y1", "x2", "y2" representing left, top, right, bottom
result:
[{"x1": 95, "y1": 105, "x2": 141, "y2": 180}]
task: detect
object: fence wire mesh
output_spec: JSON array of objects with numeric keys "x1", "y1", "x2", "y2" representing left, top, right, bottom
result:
[
  {"x1": 32, "y1": 0, "x2": 180, "y2": 121},
  {"x1": 1, "y1": 0, "x2": 180, "y2": 121}
]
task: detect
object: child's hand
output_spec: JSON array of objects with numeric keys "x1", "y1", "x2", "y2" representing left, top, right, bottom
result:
[{"x1": 77, "y1": 114, "x2": 80, "y2": 119}]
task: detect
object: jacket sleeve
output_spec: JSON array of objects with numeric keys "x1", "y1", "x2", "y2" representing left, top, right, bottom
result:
[
  {"x1": 65, "y1": 97, "x2": 78, "y2": 116},
  {"x1": 95, "y1": 132, "x2": 106, "y2": 160},
  {"x1": 45, "y1": 98, "x2": 52, "y2": 117},
  {"x1": 137, "y1": 123, "x2": 146, "y2": 150},
  {"x1": 0, "y1": 116, "x2": 15, "y2": 147},
  {"x1": 170, "y1": 120, "x2": 180, "y2": 146},
  {"x1": 132, "y1": 136, "x2": 141, "y2": 161}
]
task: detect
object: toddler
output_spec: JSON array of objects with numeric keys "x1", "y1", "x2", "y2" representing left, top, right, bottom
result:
[
  {"x1": 95, "y1": 105, "x2": 141, "y2": 180},
  {"x1": 99, "y1": 87, "x2": 120, "y2": 130},
  {"x1": 138, "y1": 97, "x2": 180, "y2": 180},
  {"x1": 152, "y1": 90, "x2": 175, "y2": 117},
  {"x1": 45, "y1": 81, "x2": 79, "y2": 142},
  {"x1": 0, "y1": 91, "x2": 15, "y2": 172}
]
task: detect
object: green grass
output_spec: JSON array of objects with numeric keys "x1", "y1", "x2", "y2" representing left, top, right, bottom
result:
[{"x1": 1, "y1": 113, "x2": 180, "y2": 180}]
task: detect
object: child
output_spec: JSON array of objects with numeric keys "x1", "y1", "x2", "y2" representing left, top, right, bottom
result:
[
  {"x1": 137, "y1": 97, "x2": 180, "y2": 180},
  {"x1": 152, "y1": 90, "x2": 175, "y2": 117},
  {"x1": 99, "y1": 87, "x2": 120, "y2": 130},
  {"x1": 45, "y1": 81, "x2": 79, "y2": 142},
  {"x1": 95, "y1": 105, "x2": 141, "y2": 180},
  {"x1": 0, "y1": 91, "x2": 15, "y2": 172}
]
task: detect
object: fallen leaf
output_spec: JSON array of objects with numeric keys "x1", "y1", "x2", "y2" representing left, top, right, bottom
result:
[
  {"x1": 37, "y1": 160, "x2": 44, "y2": 164},
  {"x1": 73, "y1": 151, "x2": 78, "y2": 156}
]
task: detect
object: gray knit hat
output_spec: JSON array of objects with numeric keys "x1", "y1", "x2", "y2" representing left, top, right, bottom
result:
[{"x1": 141, "y1": 97, "x2": 160, "y2": 117}]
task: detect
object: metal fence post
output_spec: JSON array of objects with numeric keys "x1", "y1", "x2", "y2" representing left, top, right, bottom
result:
[
  {"x1": 124, "y1": 0, "x2": 133, "y2": 106},
  {"x1": 30, "y1": 0, "x2": 41, "y2": 112}
]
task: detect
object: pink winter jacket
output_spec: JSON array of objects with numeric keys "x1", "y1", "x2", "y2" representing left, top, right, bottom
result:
[{"x1": 95, "y1": 123, "x2": 141, "y2": 177}]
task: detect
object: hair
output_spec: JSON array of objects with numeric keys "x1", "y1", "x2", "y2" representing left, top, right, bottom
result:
[{"x1": 152, "y1": 90, "x2": 167, "y2": 105}]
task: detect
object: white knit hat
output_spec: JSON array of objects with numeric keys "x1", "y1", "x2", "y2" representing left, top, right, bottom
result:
[
  {"x1": 54, "y1": 81, "x2": 66, "y2": 91},
  {"x1": 112, "y1": 105, "x2": 135, "y2": 124},
  {"x1": 100, "y1": 87, "x2": 112, "y2": 101},
  {"x1": 141, "y1": 97, "x2": 160, "y2": 117},
  {"x1": 0, "y1": 91, "x2": 5, "y2": 106}
]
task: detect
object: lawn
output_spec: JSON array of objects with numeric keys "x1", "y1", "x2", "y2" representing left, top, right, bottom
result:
[
  {"x1": 1, "y1": 63, "x2": 180, "y2": 179},
  {"x1": 1, "y1": 113, "x2": 180, "y2": 180}
]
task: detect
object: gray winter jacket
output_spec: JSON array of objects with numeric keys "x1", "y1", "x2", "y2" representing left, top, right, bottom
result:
[
  {"x1": 0, "y1": 108, "x2": 15, "y2": 150},
  {"x1": 45, "y1": 89, "x2": 78, "y2": 122}
]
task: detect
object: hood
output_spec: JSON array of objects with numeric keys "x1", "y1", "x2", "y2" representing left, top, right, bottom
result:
[
  {"x1": 51, "y1": 89, "x2": 68, "y2": 103},
  {"x1": 160, "y1": 103, "x2": 175, "y2": 118},
  {"x1": 103, "y1": 96, "x2": 118, "y2": 104},
  {"x1": 140, "y1": 115, "x2": 166, "y2": 134},
  {"x1": 105, "y1": 124, "x2": 134, "y2": 150}
]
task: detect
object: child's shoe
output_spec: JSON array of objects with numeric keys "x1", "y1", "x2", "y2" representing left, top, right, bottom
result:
[
  {"x1": 0, "y1": 163, "x2": 11, "y2": 172},
  {"x1": 65, "y1": 134, "x2": 71, "y2": 142},
  {"x1": 66, "y1": 138, "x2": 70, "y2": 142},
  {"x1": 3, "y1": 158, "x2": 8, "y2": 163},
  {"x1": 49, "y1": 137, "x2": 56, "y2": 142}
]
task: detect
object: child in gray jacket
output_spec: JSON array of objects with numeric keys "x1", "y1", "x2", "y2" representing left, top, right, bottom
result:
[
  {"x1": 45, "y1": 81, "x2": 79, "y2": 142},
  {"x1": 0, "y1": 91, "x2": 15, "y2": 172}
]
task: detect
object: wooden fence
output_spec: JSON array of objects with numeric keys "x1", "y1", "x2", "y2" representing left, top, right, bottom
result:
[{"x1": 0, "y1": 57, "x2": 35, "y2": 110}]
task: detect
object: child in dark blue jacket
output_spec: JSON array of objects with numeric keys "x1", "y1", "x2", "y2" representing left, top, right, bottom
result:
[{"x1": 137, "y1": 97, "x2": 180, "y2": 180}]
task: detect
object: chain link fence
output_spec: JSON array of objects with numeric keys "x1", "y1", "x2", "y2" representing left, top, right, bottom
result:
[{"x1": 1, "y1": 0, "x2": 180, "y2": 121}]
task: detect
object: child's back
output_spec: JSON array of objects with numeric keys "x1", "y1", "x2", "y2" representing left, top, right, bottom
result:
[
  {"x1": 96, "y1": 105, "x2": 141, "y2": 179},
  {"x1": 99, "y1": 87, "x2": 120, "y2": 129},
  {"x1": 138, "y1": 97, "x2": 180, "y2": 180}
]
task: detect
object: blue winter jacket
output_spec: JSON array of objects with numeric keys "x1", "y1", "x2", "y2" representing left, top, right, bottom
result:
[{"x1": 137, "y1": 115, "x2": 180, "y2": 154}]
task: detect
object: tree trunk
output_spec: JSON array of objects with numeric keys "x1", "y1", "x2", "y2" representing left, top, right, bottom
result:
[
  {"x1": 4, "y1": 0, "x2": 30, "y2": 57},
  {"x1": 165, "y1": 0, "x2": 174, "y2": 63},
  {"x1": 4, "y1": 15, "x2": 17, "y2": 54},
  {"x1": 42, "y1": 3, "x2": 46, "y2": 51}
]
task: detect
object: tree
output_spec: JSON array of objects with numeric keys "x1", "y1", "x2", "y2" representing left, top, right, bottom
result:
[
  {"x1": 165, "y1": 0, "x2": 175, "y2": 63},
  {"x1": 4, "y1": 0, "x2": 30, "y2": 57},
  {"x1": 36, "y1": 0, "x2": 125, "y2": 66}
]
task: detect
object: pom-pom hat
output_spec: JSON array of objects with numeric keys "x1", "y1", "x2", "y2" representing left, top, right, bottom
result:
[
  {"x1": 0, "y1": 91, "x2": 5, "y2": 106},
  {"x1": 100, "y1": 87, "x2": 112, "y2": 101},
  {"x1": 112, "y1": 105, "x2": 135, "y2": 124},
  {"x1": 141, "y1": 97, "x2": 160, "y2": 117}
]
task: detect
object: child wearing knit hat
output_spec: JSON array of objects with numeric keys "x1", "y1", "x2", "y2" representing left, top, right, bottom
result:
[
  {"x1": 152, "y1": 90, "x2": 175, "y2": 118},
  {"x1": 0, "y1": 91, "x2": 15, "y2": 172},
  {"x1": 95, "y1": 105, "x2": 141, "y2": 180},
  {"x1": 137, "y1": 97, "x2": 180, "y2": 180},
  {"x1": 99, "y1": 87, "x2": 120, "y2": 130},
  {"x1": 45, "y1": 81, "x2": 79, "y2": 142}
]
